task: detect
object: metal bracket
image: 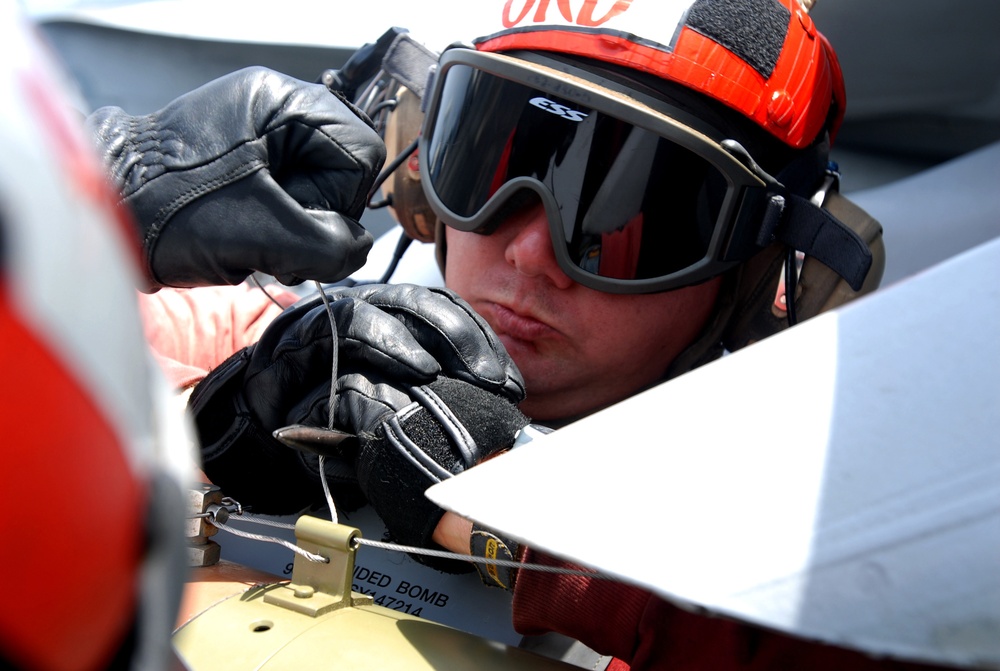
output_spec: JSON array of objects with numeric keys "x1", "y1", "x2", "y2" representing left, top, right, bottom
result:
[
  {"x1": 263, "y1": 516, "x2": 375, "y2": 617},
  {"x1": 186, "y1": 484, "x2": 223, "y2": 567}
]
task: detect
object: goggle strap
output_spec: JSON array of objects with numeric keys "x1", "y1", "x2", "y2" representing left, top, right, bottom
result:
[
  {"x1": 381, "y1": 32, "x2": 440, "y2": 100},
  {"x1": 771, "y1": 194, "x2": 873, "y2": 291}
]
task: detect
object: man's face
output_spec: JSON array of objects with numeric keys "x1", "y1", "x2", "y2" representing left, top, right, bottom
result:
[{"x1": 445, "y1": 202, "x2": 722, "y2": 423}]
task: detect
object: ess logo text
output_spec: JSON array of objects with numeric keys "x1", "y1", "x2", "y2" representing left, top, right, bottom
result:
[{"x1": 529, "y1": 97, "x2": 589, "y2": 122}]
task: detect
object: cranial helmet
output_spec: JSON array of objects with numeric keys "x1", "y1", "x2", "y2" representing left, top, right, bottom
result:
[
  {"x1": 475, "y1": 0, "x2": 845, "y2": 150},
  {"x1": 367, "y1": 0, "x2": 884, "y2": 375}
]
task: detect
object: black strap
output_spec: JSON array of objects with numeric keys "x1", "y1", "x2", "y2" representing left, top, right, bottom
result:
[
  {"x1": 382, "y1": 32, "x2": 440, "y2": 100},
  {"x1": 754, "y1": 189, "x2": 872, "y2": 292},
  {"x1": 771, "y1": 193, "x2": 873, "y2": 291}
]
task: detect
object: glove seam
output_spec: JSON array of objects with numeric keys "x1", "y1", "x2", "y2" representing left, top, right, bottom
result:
[
  {"x1": 140, "y1": 154, "x2": 267, "y2": 283},
  {"x1": 363, "y1": 293, "x2": 511, "y2": 389},
  {"x1": 242, "y1": 298, "x2": 436, "y2": 389},
  {"x1": 313, "y1": 285, "x2": 513, "y2": 390},
  {"x1": 410, "y1": 385, "x2": 478, "y2": 469},
  {"x1": 204, "y1": 412, "x2": 251, "y2": 461},
  {"x1": 110, "y1": 114, "x2": 151, "y2": 200},
  {"x1": 139, "y1": 152, "x2": 266, "y2": 230},
  {"x1": 383, "y1": 415, "x2": 451, "y2": 483},
  {"x1": 428, "y1": 286, "x2": 526, "y2": 397}
]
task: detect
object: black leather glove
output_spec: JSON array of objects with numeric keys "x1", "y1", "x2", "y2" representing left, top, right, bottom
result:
[
  {"x1": 345, "y1": 375, "x2": 529, "y2": 571},
  {"x1": 86, "y1": 66, "x2": 386, "y2": 291},
  {"x1": 189, "y1": 284, "x2": 525, "y2": 514}
]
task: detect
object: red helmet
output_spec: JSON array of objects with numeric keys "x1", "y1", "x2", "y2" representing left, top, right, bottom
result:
[
  {"x1": 366, "y1": 1, "x2": 878, "y2": 360},
  {"x1": 473, "y1": 0, "x2": 846, "y2": 149}
]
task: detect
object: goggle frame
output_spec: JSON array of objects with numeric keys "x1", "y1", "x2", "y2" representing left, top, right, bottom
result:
[{"x1": 419, "y1": 47, "x2": 778, "y2": 294}]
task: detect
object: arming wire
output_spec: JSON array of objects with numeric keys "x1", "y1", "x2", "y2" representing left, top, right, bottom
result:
[
  {"x1": 315, "y1": 280, "x2": 342, "y2": 524},
  {"x1": 214, "y1": 511, "x2": 620, "y2": 581},
  {"x1": 250, "y1": 274, "x2": 285, "y2": 309}
]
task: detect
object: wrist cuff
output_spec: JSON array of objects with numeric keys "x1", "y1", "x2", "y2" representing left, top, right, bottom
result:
[{"x1": 470, "y1": 523, "x2": 520, "y2": 591}]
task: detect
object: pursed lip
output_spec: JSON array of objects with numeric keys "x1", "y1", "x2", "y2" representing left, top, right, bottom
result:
[{"x1": 482, "y1": 300, "x2": 559, "y2": 343}]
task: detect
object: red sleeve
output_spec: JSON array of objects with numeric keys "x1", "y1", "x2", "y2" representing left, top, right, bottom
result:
[
  {"x1": 513, "y1": 549, "x2": 954, "y2": 671},
  {"x1": 511, "y1": 548, "x2": 651, "y2": 663},
  {"x1": 138, "y1": 284, "x2": 299, "y2": 390}
]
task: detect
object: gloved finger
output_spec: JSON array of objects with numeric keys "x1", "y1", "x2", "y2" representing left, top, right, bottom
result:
[
  {"x1": 249, "y1": 297, "x2": 442, "y2": 387},
  {"x1": 146, "y1": 170, "x2": 375, "y2": 288},
  {"x1": 233, "y1": 170, "x2": 375, "y2": 285},
  {"x1": 335, "y1": 373, "x2": 416, "y2": 432},
  {"x1": 268, "y1": 210, "x2": 374, "y2": 285},
  {"x1": 241, "y1": 298, "x2": 439, "y2": 432},
  {"x1": 263, "y1": 82, "x2": 384, "y2": 220},
  {"x1": 285, "y1": 373, "x2": 413, "y2": 434},
  {"x1": 334, "y1": 299, "x2": 451, "y2": 380},
  {"x1": 282, "y1": 383, "x2": 333, "y2": 429},
  {"x1": 344, "y1": 284, "x2": 525, "y2": 400}
]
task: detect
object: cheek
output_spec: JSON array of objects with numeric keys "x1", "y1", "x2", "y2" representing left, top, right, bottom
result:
[
  {"x1": 444, "y1": 229, "x2": 495, "y2": 292},
  {"x1": 588, "y1": 279, "x2": 722, "y2": 367},
  {"x1": 653, "y1": 280, "x2": 722, "y2": 357}
]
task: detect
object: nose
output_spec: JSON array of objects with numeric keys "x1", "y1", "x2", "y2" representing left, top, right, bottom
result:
[{"x1": 503, "y1": 203, "x2": 574, "y2": 289}]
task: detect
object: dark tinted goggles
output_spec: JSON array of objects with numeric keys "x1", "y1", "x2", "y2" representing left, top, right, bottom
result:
[{"x1": 419, "y1": 49, "x2": 778, "y2": 294}]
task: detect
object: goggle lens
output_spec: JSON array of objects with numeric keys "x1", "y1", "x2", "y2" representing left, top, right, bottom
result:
[{"x1": 422, "y1": 54, "x2": 760, "y2": 292}]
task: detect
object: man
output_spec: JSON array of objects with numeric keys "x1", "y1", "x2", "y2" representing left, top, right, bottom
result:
[{"x1": 113, "y1": 1, "x2": 922, "y2": 668}]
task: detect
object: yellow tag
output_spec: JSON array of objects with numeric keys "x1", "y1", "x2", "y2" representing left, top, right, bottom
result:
[{"x1": 485, "y1": 539, "x2": 503, "y2": 586}]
